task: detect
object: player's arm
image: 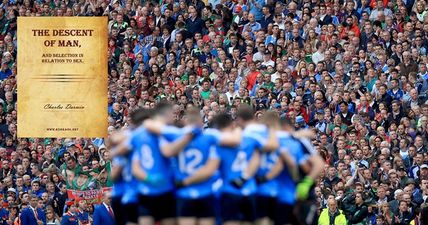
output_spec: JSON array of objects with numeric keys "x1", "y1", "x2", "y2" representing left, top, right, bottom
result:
[
  {"x1": 295, "y1": 139, "x2": 325, "y2": 200},
  {"x1": 292, "y1": 129, "x2": 316, "y2": 140},
  {"x1": 111, "y1": 157, "x2": 125, "y2": 181},
  {"x1": 262, "y1": 128, "x2": 279, "y2": 152},
  {"x1": 160, "y1": 126, "x2": 203, "y2": 157},
  {"x1": 160, "y1": 132, "x2": 195, "y2": 157},
  {"x1": 280, "y1": 150, "x2": 299, "y2": 181},
  {"x1": 231, "y1": 150, "x2": 261, "y2": 188},
  {"x1": 144, "y1": 119, "x2": 196, "y2": 157},
  {"x1": 256, "y1": 153, "x2": 284, "y2": 184},
  {"x1": 305, "y1": 154, "x2": 325, "y2": 180},
  {"x1": 112, "y1": 141, "x2": 131, "y2": 156},
  {"x1": 243, "y1": 150, "x2": 261, "y2": 178},
  {"x1": 131, "y1": 153, "x2": 147, "y2": 181},
  {"x1": 182, "y1": 158, "x2": 220, "y2": 186},
  {"x1": 295, "y1": 137, "x2": 324, "y2": 180},
  {"x1": 131, "y1": 149, "x2": 165, "y2": 185},
  {"x1": 110, "y1": 131, "x2": 131, "y2": 156},
  {"x1": 265, "y1": 156, "x2": 284, "y2": 180},
  {"x1": 297, "y1": 144, "x2": 324, "y2": 180}
]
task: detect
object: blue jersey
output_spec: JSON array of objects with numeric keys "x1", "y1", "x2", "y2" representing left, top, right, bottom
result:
[
  {"x1": 218, "y1": 124, "x2": 267, "y2": 196},
  {"x1": 120, "y1": 152, "x2": 139, "y2": 204},
  {"x1": 276, "y1": 131, "x2": 313, "y2": 204},
  {"x1": 112, "y1": 130, "x2": 132, "y2": 199},
  {"x1": 131, "y1": 126, "x2": 179, "y2": 196},
  {"x1": 250, "y1": 126, "x2": 279, "y2": 197},
  {"x1": 257, "y1": 151, "x2": 280, "y2": 197},
  {"x1": 111, "y1": 156, "x2": 128, "y2": 197},
  {"x1": 167, "y1": 128, "x2": 221, "y2": 199}
]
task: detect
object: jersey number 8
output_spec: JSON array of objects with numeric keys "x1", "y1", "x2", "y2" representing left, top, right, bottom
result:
[{"x1": 141, "y1": 145, "x2": 155, "y2": 169}]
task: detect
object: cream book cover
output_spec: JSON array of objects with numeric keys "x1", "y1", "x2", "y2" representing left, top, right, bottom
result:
[{"x1": 17, "y1": 17, "x2": 108, "y2": 137}]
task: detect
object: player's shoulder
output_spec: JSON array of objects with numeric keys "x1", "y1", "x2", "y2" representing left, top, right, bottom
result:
[
  {"x1": 276, "y1": 130, "x2": 291, "y2": 138},
  {"x1": 296, "y1": 137, "x2": 316, "y2": 155},
  {"x1": 112, "y1": 155, "x2": 128, "y2": 165},
  {"x1": 163, "y1": 124, "x2": 182, "y2": 134},
  {"x1": 243, "y1": 123, "x2": 267, "y2": 138},
  {"x1": 244, "y1": 123, "x2": 267, "y2": 133},
  {"x1": 203, "y1": 128, "x2": 221, "y2": 136},
  {"x1": 131, "y1": 125, "x2": 148, "y2": 137},
  {"x1": 122, "y1": 128, "x2": 132, "y2": 136}
]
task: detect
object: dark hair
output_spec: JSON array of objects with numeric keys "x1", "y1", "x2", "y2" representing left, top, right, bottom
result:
[
  {"x1": 154, "y1": 101, "x2": 173, "y2": 116},
  {"x1": 280, "y1": 116, "x2": 294, "y2": 127},
  {"x1": 212, "y1": 113, "x2": 233, "y2": 129},
  {"x1": 130, "y1": 108, "x2": 153, "y2": 125},
  {"x1": 30, "y1": 194, "x2": 38, "y2": 200},
  {"x1": 67, "y1": 156, "x2": 77, "y2": 162},
  {"x1": 339, "y1": 101, "x2": 348, "y2": 106},
  {"x1": 237, "y1": 105, "x2": 254, "y2": 121},
  {"x1": 184, "y1": 107, "x2": 201, "y2": 124}
]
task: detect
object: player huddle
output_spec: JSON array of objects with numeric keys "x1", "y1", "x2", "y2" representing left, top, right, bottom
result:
[{"x1": 110, "y1": 102, "x2": 324, "y2": 225}]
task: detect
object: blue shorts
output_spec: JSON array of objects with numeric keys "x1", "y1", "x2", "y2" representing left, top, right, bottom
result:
[
  {"x1": 220, "y1": 193, "x2": 256, "y2": 222},
  {"x1": 256, "y1": 195, "x2": 276, "y2": 220},
  {"x1": 177, "y1": 195, "x2": 216, "y2": 218},
  {"x1": 123, "y1": 203, "x2": 139, "y2": 223},
  {"x1": 138, "y1": 192, "x2": 176, "y2": 221},
  {"x1": 274, "y1": 202, "x2": 297, "y2": 225},
  {"x1": 112, "y1": 195, "x2": 127, "y2": 225},
  {"x1": 293, "y1": 200, "x2": 318, "y2": 225}
]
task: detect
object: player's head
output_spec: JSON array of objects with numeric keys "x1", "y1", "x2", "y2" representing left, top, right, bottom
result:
[
  {"x1": 184, "y1": 107, "x2": 203, "y2": 126},
  {"x1": 279, "y1": 115, "x2": 295, "y2": 131},
  {"x1": 236, "y1": 104, "x2": 254, "y2": 126},
  {"x1": 211, "y1": 113, "x2": 233, "y2": 130},
  {"x1": 154, "y1": 101, "x2": 174, "y2": 124},
  {"x1": 261, "y1": 111, "x2": 279, "y2": 128},
  {"x1": 129, "y1": 108, "x2": 153, "y2": 127}
]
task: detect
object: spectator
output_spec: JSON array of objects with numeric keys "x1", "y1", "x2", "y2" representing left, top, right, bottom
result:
[
  {"x1": 397, "y1": 200, "x2": 414, "y2": 224},
  {"x1": 93, "y1": 192, "x2": 114, "y2": 225},
  {"x1": 61, "y1": 200, "x2": 77, "y2": 225},
  {"x1": 20, "y1": 194, "x2": 46, "y2": 225},
  {"x1": 45, "y1": 206, "x2": 60, "y2": 225},
  {"x1": 318, "y1": 198, "x2": 347, "y2": 225},
  {"x1": 348, "y1": 193, "x2": 369, "y2": 225}
]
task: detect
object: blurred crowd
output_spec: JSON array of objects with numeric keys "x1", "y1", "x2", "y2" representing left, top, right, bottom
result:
[{"x1": 0, "y1": 0, "x2": 427, "y2": 224}]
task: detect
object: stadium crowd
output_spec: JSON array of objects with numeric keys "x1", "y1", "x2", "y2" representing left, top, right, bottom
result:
[{"x1": 0, "y1": 0, "x2": 427, "y2": 224}]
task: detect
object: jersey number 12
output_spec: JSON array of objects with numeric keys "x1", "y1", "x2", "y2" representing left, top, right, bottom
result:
[{"x1": 179, "y1": 149, "x2": 203, "y2": 174}]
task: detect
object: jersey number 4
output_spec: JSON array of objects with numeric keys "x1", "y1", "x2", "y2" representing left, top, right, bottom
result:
[{"x1": 231, "y1": 151, "x2": 248, "y2": 172}]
